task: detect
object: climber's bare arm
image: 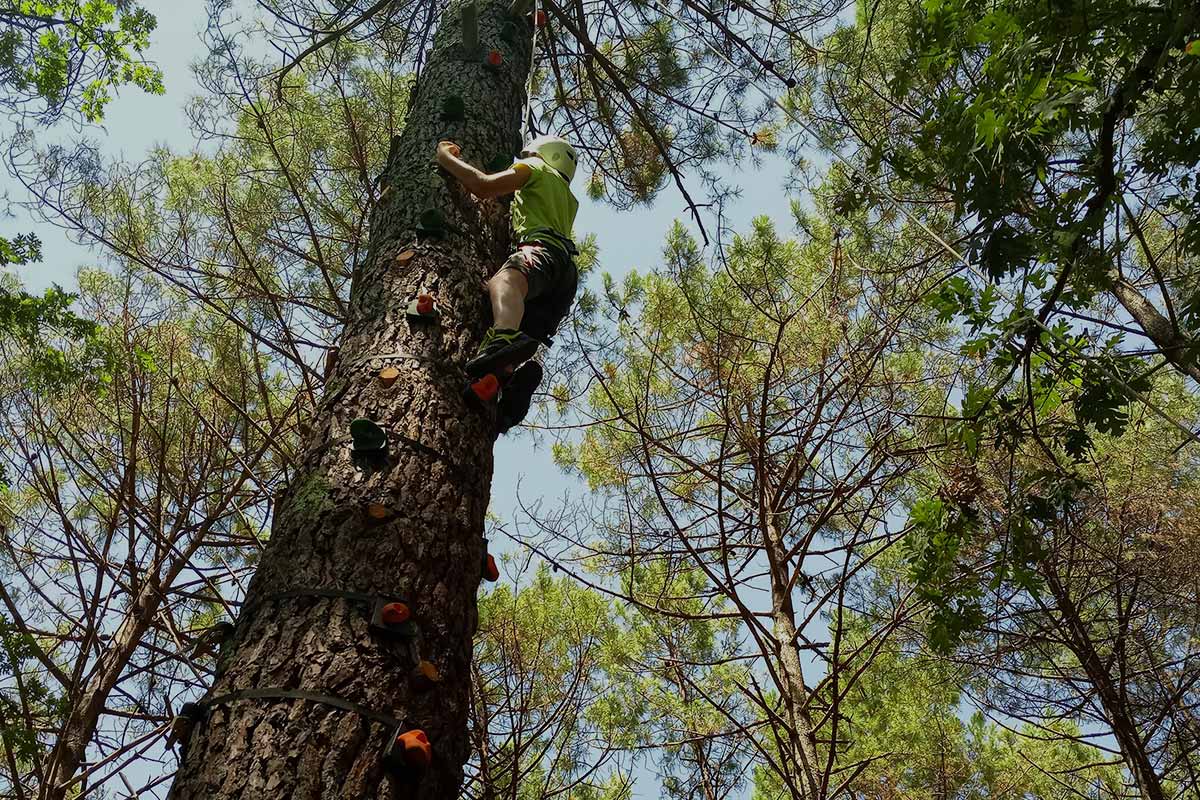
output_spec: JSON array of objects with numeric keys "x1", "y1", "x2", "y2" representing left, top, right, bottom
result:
[{"x1": 436, "y1": 141, "x2": 530, "y2": 199}]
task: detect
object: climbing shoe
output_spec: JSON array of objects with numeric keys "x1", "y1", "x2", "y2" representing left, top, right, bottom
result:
[
  {"x1": 465, "y1": 328, "x2": 539, "y2": 378},
  {"x1": 497, "y1": 361, "x2": 543, "y2": 434}
]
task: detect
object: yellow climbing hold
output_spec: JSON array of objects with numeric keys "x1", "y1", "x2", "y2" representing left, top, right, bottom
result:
[{"x1": 379, "y1": 366, "x2": 400, "y2": 387}]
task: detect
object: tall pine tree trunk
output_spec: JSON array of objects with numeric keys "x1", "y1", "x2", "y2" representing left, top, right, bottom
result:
[
  {"x1": 764, "y1": 517, "x2": 823, "y2": 800},
  {"x1": 168, "y1": 3, "x2": 531, "y2": 797}
]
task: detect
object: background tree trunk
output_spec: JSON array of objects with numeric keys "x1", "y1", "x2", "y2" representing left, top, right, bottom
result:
[
  {"x1": 44, "y1": 548, "x2": 198, "y2": 800},
  {"x1": 167, "y1": 3, "x2": 532, "y2": 797},
  {"x1": 1043, "y1": 571, "x2": 1167, "y2": 800}
]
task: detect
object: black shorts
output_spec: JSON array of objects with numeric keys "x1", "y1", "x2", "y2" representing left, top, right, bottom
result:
[{"x1": 499, "y1": 242, "x2": 578, "y2": 343}]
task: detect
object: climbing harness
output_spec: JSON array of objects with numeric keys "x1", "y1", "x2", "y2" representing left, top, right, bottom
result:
[{"x1": 519, "y1": 230, "x2": 578, "y2": 264}]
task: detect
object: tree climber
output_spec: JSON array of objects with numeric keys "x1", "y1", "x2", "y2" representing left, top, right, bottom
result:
[{"x1": 435, "y1": 134, "x2": 580, "y2": 433}]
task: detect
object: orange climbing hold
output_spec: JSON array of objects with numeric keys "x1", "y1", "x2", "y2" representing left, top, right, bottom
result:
[
  {"x1": 378, "y1": 366, "x2": 400, "y2": 387},
  {"x1": 381, "y1": 602, "x2": 411, "y2": 625},
  {"x1": 411, "y1": 659, "x2": 442, "y2": 692},
  {"x1": 397, "y1": 729, "x2": 432, "y2": 769},
  {"x1": 367, "y1": 502, "x2": 392, "y2": 520},
  {"x1": 418, "y1": 660, "x2": 441, "y2": 683},
  {"x1": 396, "y1": 249, "x2": 416, "y2": 265}
]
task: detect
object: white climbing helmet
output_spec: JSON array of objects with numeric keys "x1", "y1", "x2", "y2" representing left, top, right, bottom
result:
[{"x1": 521, "y1": 135, "x2": 578, "y2": 183}]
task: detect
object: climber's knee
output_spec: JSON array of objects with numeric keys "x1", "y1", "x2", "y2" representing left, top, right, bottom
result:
[{"x1": 489, "y1": 265, "x2": 528, "y2": 299}]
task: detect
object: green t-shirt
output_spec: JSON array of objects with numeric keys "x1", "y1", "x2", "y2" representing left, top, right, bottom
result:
[{"x1": 510, "y1": 156, "x2": 579, "y2": 249}]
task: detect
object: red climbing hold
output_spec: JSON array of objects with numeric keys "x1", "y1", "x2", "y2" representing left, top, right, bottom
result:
[
  {"x1": 381, "y1": 602, "x2": 411, "y2": 625},
  {"x1": 407, "y1": 294, "x2": 440, "y2": 321},
  {"x1": 484, "y1": 553, "x2": 500, "y2": 582},
  {"x1": 534, "y1": 9, "x2": 547, "y2": 27},
  {"x1": 471, "y1": 374, "x2": 501, "y2": 403},
  {"x1": 485, "y1": 49, "x2": 503, "y2": 68},
  {"x1": 367, "y1": 501, "x2": 393, "y2": 519}
]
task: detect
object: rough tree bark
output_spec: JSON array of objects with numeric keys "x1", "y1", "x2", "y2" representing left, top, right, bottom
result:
[{"x1": 167, "y1": 3, "x2": 531, "y2": 797}]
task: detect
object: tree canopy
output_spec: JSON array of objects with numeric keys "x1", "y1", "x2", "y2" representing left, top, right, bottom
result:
[{"x1": 0, "y1": 0, "x2": 1196, "y2": 797}]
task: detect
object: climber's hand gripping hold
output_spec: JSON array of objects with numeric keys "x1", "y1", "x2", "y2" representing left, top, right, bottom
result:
[{"x1": 436, "y1": 140, "x2": 529, "y2": 200}]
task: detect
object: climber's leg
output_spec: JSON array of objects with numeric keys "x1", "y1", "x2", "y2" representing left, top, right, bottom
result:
[
  {"x1": 488, "y1": 265, "x2": 527, "y2": 331},
  {"x1": 467, "y1": 247, "x2": 542, "y2": 377}
]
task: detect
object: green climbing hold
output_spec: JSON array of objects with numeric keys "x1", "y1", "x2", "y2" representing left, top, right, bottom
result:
[
  {"x1": 350, "y1": 418, "x2": 388, "y2": 453},
  {"x1": 441, "y1": 95, "x2": 465, "y2": 122},
  {"x1": 487, "y1": 153, "x2": 513, "y2": 173},
  {"x1": 416, "y1": 209, "x2": 447, "y2": 239},
  {"x1": 500, "y1": 19, "x2": 521, "y2": 45}
]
